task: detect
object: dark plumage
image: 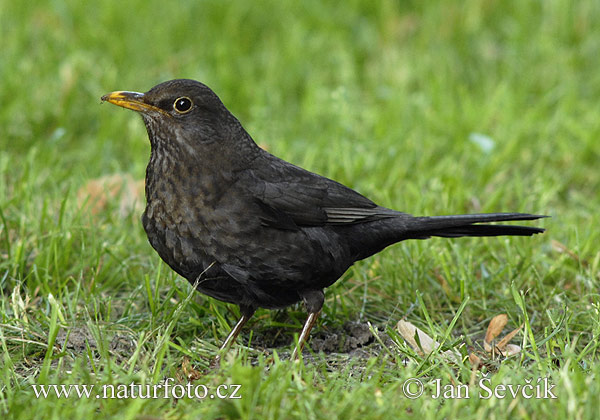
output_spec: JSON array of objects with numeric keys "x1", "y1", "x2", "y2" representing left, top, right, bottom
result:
[{"x1": 101, "y1": 79, "x2": 546, "y2": 360}]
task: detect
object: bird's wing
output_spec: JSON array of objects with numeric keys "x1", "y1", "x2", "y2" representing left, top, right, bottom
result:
[{"x1": 242, "y1": 155, "x2": 400, "y2": 230}]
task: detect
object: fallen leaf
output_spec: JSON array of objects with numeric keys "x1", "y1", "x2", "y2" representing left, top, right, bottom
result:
[
  {"x1": 396, "y1": 320, "x2": 459, "y2": 362},
  {"x1": 502, "y1": 344, "x2": 522, "y2": 357},
  {"x1": 78, "y1": 174, "x2": 144, "y2": 217},
  {"x1": 496, "y1": 324, "x2": 524, "y2": 351},
  {"x1": 181, "y1": 357, "x2": 203, "y2": 381},
  {"x1": 484, "y1": 314, "x2": 508, "y2": 352},
  {"x1": 468, "y1": 352, "x2": 481, "y2": 367},
  {"x1": 397, "y1": 320, "x2": 437, "y2": 354}
]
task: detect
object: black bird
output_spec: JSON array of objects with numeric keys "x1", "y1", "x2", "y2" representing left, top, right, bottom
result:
[{"x1": 102, "y1": 79, "x2": 545, "y2": 360}]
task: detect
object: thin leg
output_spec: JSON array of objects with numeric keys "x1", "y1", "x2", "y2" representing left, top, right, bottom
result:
[
  {"x1": 291, "y1": 310, "x2": 320, "y2": 359},
  {"x1": 291, "y1": 289, "x2": 324, "y2": 359},
  {"x1": 212, "y1": 305, "x2": 255, "y2": 367}
]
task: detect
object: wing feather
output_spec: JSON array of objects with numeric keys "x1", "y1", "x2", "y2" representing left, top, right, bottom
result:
[{"x1": 242, "y1": 153, "x2": 401, "y2": 229}]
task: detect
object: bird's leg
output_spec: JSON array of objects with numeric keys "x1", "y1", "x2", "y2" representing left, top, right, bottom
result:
[
  {"x1": 218, "y1": 312, "x2": 252, "y2": 352},
  {"x1": 212, "y1": 305, "x2": 255, "y2": 367},
  {"x1": 291, "y1": 311, "x2": 320, "y2": 359},
  {"x1": 291, "y1": 290, "x2": 324, "y2": 359}
]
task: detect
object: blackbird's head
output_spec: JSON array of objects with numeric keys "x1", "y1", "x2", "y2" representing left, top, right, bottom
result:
[{"x1": 102, "y1": 79, "x2": 243, "y2": 153}]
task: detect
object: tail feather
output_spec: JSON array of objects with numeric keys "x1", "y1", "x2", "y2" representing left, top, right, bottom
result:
[{"x1": 409, "y1": 213, "x2": 547, "y2": 239}]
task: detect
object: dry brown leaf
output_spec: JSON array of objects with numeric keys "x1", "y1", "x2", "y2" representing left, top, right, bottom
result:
[
  {"x1": 396, "y1": 320, "x2": 459, "y2": 362},
  {"x1": 496, "y1": 324, "x2": 524, "y2": 351},
  {"x1": 483, "y1": 315, "x2": 523, "y2": 357},
  {"x1": 484, "y1": 314, "x2": 508, "y2": 351},
  {"x1": 397, "y1": 320, "x2": 437, "y2": 355},
  {"x1": 77, "y1": 174, "x2": 144, "y2": 217},
  {"x1": 468, "y1": 352, "x2": 481, "y2": 367},
  {"x1": 181, "y1": 357, "x2": 203, "y2": 381},
  {"x1": 502, "y1": 344, "x2": 522, "y2": 357}
]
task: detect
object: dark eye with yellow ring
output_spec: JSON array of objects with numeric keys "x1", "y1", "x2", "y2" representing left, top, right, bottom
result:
[{"x1": 173, "y1": 97, "x2": 193, "y2": 114}]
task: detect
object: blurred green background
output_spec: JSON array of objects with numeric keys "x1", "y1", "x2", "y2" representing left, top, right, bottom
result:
[
  {"x1": 3, "y1": 0, "x2": 598, "y2": 208},
  {"x1": 1, "y1": 0, "x2": 599, "y2": 418}
]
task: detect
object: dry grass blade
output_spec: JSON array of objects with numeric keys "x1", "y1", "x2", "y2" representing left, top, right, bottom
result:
[{"x1": 551, "y1": 239, "x2": 588, "y2": 267}]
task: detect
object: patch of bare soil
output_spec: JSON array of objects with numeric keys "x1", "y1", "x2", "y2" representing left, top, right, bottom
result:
[
  {"x1": 248, "y1": 320, "x2": 394, "y2": 361},
  {"x1": 55, "y1": 325, "x2": 138, "y2": 364},
  {"x1": 310, "y1": 322, "x2": 375, "y2": 353}
]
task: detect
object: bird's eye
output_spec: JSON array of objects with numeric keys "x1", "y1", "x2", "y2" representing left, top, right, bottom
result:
[{"x1": 173, "y1": 97, "x2": 193, "y2": 114}]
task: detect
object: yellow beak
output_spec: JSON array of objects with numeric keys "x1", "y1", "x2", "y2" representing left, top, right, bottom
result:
[{"x1": 101, "y1": 91, "x2": 167, "y2": 115}]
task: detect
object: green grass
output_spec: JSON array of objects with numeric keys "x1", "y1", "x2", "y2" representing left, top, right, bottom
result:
[{"x1": 1, "y1": 0, "x2": 599, "y2": 418}]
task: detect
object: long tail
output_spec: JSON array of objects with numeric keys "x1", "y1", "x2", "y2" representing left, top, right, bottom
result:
[{"x1": 407, "y1": 213, "x2": 547, "y2": 239}]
